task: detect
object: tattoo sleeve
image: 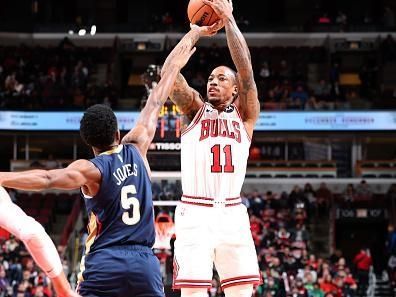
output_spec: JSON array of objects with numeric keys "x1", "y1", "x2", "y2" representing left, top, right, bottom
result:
[
  {"x1": 161, "y1": 29, "x2": 203, "y2": 122},
  {"x1": 225, "y1": 17, "x2": 260, "y2": 122}
]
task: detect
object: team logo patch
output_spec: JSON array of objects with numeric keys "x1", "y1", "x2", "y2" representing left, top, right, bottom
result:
[{"x1": 224, "y1": 106, "x2": 234, "y2": 113}]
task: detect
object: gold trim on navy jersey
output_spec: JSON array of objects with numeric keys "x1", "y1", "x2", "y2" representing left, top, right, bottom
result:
[
  {"x1": 77, "y1": 212, "x2": 100, "y2": 283},
  {"x1": 99, "y1": 144, "x2": 123, "y2": 156}
]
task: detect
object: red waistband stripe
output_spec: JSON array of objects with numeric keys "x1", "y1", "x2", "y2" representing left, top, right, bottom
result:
[{"x1": 181, "y1": 195, "x2": 242, "y2": 207}]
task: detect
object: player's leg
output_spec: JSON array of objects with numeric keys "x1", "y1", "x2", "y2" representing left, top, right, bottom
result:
[
  {"x1": 173, "y1": 205, "x2": 214, "y2": 291},
  {"x1": 0, "y1": 187, "x2": 79, "y2": 297},
  {"x1": 181, "y1": 288, "x2": 208, "y2": 297},
  {"x1": 214, "y1": 205, "x2": 261, "y2": 295},
  {"x1": 223, "y1": 284, "x2": 253, "y2": 297},
  {"x1": 127, "y1": 246, "x2": 165, "y2": 297}
]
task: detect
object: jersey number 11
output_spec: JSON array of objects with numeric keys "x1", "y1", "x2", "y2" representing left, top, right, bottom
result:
[{"x1": 211, "y1": 144, "x2": 234, "y2": 173}]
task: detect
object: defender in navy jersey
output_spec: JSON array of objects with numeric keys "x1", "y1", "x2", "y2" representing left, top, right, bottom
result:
[{"x1": 0, "y1": 35, "x2": 210, "y2": 296}]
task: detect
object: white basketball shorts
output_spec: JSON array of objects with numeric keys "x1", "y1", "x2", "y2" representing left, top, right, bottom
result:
[{"x1": 173, "y1": 203, "x2": 262, "y2": 290}]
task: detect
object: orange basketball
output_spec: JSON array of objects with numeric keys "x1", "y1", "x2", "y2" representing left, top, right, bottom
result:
[{"x1": 187, "y1": 0, "x2": 220, "y2": 26}]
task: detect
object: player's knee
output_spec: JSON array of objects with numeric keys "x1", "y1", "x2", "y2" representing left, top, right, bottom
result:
[
  {"x1": 224, "y1": 284, "x2": 253, "y2": 297},
  {"x1": 18, "y1": 216, "x2": 46, "y2": 245},
  {"x1": 181, "y1": 288, "x2": 208, "y2": 297}
]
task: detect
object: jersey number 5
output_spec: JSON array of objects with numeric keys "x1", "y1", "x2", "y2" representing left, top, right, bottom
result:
[
  {"x1": 121, "y1": 185, "x2": 141, "y2": 225},
  {"x1": 211, "y1": 144, "x2": 234, "y2": 173}
]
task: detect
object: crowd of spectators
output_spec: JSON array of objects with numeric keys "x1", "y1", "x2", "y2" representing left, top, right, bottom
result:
[
  {"x1": 0, "y1": 234, "x2": 69, "y2": 297},
  {"x1": 2, "y1": 180, "x2": 394, "y2": 296},
  {"x1": 150, "y1": 180, "x2": 396, "y2": 296},
  {"x1": 0, "y1": 39, "x2": 118, "y2": 110},
  {"x1": 0, "y1": 35, "x2": 396, "y2": 111},
  {"x1": 175, "y1": 41, "x2": 396, "y2": 111}
]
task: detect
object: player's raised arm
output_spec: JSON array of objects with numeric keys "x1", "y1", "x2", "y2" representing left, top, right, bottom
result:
[
  {"x1": 121, "y1": 43, "x2": 197, "y2": 156},
  {"x1": 161, "y1": 22, "x2": 223, "y2": 121},
  {"x1": 203, "y1": 0, "x2": 260, "y2": 130}
]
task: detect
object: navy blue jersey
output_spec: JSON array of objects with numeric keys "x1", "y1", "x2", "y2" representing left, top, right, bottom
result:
[{"x1": 82, "y1": 144, "x2": 155, "y2": 253}]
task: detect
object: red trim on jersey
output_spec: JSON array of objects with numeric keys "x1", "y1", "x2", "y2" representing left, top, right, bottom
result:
[
  {"x1": 225, "y1": 196, "x2": 241, "y2": 201},
  {"x1": 225, "y1": 202, "x2": 242, "y2": 207},
  {"x1": 220, "y1": 274, "x2": 262, "y2": 289},
  {"x1": 175, "y1": 279, "x2": 212, "y2": 283},
  {"x1": 181, "y1": 104, "x2": 206, "y2": 137},
  {"x1": 182, "y1": 194, "x2": 240, "y2": 201},
  {"x1": 233, "y1": 104, "x2": 252, "y2": 142},
  {"x1": 182, "y1": 194, "x2": 214, "y2": 201},
  {"x1": 181, "y1": 201, "x2": 241, "y2": 208},
  {"x1": 173, "y1": 284, "x2": 212, "y2": 289},
  {"x1": 173, "y1": 279, "x2": 212, "y2": 290},
  {"x1": 181, "y1": 201, "x2": 213, "y2": 207},
  {"x1": 181, "y1": 195, "x2": 242, "y2": 207}
]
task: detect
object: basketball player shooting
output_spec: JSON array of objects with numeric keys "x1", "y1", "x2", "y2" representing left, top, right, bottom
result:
[
  {"x1": 0, "y1": 44, "x2": 196, "y2": 297},
  {"x1": 0, "y1": 186, "x2": 80, "y2": 297},
  {"x1": 163, "y1": 0, "x2": 262, "y2": 296}
]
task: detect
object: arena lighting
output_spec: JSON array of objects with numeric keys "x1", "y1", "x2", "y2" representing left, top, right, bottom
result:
[
  {"x1": 90, "y1": 25, "x2": 97, "y2": 36},
  {"x1": 78, "y1": 29, "x2": 86, "y2": 36},
  {"x1": 68, "y1": 30, "x2": 74, "y2": 35}
]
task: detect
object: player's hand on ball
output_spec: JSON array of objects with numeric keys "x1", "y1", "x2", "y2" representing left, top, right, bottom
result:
[
  {"x1": 202, "y1": 0, "x2": 233, "y2": 21},
  {"x1": 190, "y1": 20, "x2": 224, "y2": 37}
]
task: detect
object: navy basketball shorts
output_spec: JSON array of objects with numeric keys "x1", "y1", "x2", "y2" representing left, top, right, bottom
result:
[{"x1": 77, "y1": 245, "x2": 164, "y2": 297}]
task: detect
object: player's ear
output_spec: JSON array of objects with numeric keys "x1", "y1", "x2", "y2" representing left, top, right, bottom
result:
[
  {"x1": 116, "y1": 130, "x2": 121, "y2": 143},
  {"x1": 232, "y1": 85, "x2": 238, "y2": 98}
]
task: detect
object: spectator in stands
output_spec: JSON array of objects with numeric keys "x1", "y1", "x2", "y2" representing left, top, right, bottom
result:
[
  {"x1": 386, "y1": 183, "x2": 396, "y2": 210},
  {"x1": 0, "y1": 265, "x2": 10, "y2": 295},
  {"x1": 387, "y1": 253, "x2": 396, "y2": 289},
  {"x1": 291, "y1": 85, "x2": 309, "y2": 109},
  {"x1": 313, "y1": 79, "x2": 331, "y2": 101},
  {"x1": 45, "y1": 154, "x2": 59, "y2": 170},
  {"x1": 259, "y1": 62, "x2": 271, "y2": 80},
  {"x1": 310, "y1": 282, "x2": 325, "y2": 297},
  {"x1": 315, "y1": 182, "x2": 332, "y2": 215},
  {"x1": 381, "y1": 34, "x2": 396, "y2": 62},
  {"x1": 290, "y1": 223, "x2": 309, "y2": 244},
  {"x1": 353, "y1": 247, "x2": 372, "y2": 294},
  {"x1": 278, "y1": 60, "x2": 291, "y2": 81},
  {"x1": 342, "y1": 183, "x2": 356, "y2": 206},
  {"x1": 319, "y1": 274, "x2": 337, "y2": 295},
  {"x1": 386, "y1": 224, "x2": 396, "y2": 256},
  {"x1": 335, "y1": 11, "x2": 348, "y2": 32},
  {"x1": 249, "y1": 190, "x2": 265, "y2": 217},
  {"x1": 304, "y1": 96, "x2": 320, "y2": 110},
  {"x1": 329, "y1": 63, "x2": 340, "y2": 99},
  {"x1": 383, "y1": 7, "x2": 395, "y2": 30},
  {"x1": 355, "y1": 180, "x2": 372, "y2": 201},
  {"x1": 303, "y1": 183, "x2": 316, "y2": 217},
  {"x1": 293, "y1": 277, "x2": 309, "y2": 297}
]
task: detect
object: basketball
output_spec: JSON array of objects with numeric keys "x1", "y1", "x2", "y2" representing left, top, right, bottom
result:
[{"x1": 187, "y1": 0, "x2": 220, "y2": 26}]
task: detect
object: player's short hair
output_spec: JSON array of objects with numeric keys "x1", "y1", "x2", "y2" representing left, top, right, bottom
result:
[{"x1": 80, "y1": 104, "x2": 118, "y2": 150}]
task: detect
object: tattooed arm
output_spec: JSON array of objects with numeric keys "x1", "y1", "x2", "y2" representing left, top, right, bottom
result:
[
  {"x1": 161, "y1": 22, "x2": 223, "y2": 121},
  {"x1": 203, "y1": 0, "x2": 260, "y2": 136}
]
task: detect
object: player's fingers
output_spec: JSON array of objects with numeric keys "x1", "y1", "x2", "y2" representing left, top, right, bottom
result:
[
  {"x1": 202, "y1": 0, "x2": 216, "y2": 8},
  {"x1": 213, "y1": 19, "x2": 224, "y2": 31},
  {"x1": 188, "y1": 47, "x2": 197, "y2": 58}
]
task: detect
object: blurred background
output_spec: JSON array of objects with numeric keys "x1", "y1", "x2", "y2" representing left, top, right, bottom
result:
[{"x1": 0, "y1": 1, "x2": 396, "y2": 297}]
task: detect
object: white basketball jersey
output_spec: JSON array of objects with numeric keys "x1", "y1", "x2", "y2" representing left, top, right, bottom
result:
[{"x1": 180, "y1": 103, "x2": 251, "y2": 200}]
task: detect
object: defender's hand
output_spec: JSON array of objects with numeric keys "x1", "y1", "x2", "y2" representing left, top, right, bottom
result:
[
  {"x1": 202, "y1": 0, "x2": 233, "y2": 21},
  {"x1": 169, "y1": 45, "x2": 197, "y2": 70},
  {"x1": 190, "y1": 20, "x2": 224, "y2": 37}
]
